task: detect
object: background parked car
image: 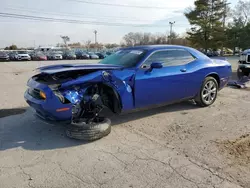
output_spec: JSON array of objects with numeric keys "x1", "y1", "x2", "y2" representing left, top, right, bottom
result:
[
  {"x1": 63, "y1": 51, "x2": 76, "y2": 60},
  {"x1": 31, "y1": 52, "x2": 47, "y2": 61},
  {"x1": 0, "y1": 52, "x2": 9, "y2": 61},
  {"x1": 76, "y1": 52, "x2": 90, "y2": 59},
  {"x1": 95, "y1": 52, "x2": 107, "y2": 59},
  {"x1": 16, "y1": 51, "x2": 31, "y2": 61},
  {"x1": 8, "y1": 52, "x2": 18, "y2": 61},
  {"x1": 87, "y1": 52, "x2": 99, "y2": 59},
  {"x1": 106, "y1": 51, "x2": 115, "y2": 56},
  {"x1": 47, "y1": 51, "x2": 63, "y2": 60}
]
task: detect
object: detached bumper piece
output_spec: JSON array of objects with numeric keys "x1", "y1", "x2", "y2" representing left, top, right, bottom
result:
[{"x1": 227, "y1": 76, "x2": 250, "y2": 89}]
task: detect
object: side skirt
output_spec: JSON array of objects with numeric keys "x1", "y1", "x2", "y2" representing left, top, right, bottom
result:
[{"x1": 119, "y1": 97, "x2": 194, "y2": 115}]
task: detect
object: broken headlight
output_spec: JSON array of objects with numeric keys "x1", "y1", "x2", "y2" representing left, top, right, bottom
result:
[
  {"x1": 54, "y1": 91, "x2": 70, "y2": 104},
  {"x1": 102, "y1": 71, "x2": 112, "y2": 81}
]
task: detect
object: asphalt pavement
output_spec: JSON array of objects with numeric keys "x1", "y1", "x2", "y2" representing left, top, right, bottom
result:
[{"x1": 0, "y1": 57, "x2": 249, "y2": 188}]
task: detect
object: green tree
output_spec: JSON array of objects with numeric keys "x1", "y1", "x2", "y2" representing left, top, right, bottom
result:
[
  {"x1": 5, "y1": 45, "x2": 18, "y2": 50},
  {"x1": 185, "y1": 0, "x2": 227, "y2": 52},
  {"x1": 9, "y1": 45, "x2": 18, "y2": 50},
  {"x1": 236, "y1": 23, "x2": 250, "y2": 50},
  {"x1": 225, "y1": 18, "x2": 244, "y2": 52}
]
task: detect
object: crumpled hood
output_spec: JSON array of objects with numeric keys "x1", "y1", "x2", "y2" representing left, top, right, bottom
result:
[{"x1": 37, "y1": 63, "x2": 123, "y2": 74}]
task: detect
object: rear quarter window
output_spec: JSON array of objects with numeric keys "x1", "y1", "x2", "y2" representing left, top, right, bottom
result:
[{"x1": 143, "y1": 49, "x2": 195, "y2": 67}]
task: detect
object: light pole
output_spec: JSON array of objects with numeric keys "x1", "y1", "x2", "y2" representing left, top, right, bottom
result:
[
  {"x1": 169, "y1": 21, "x2": 175, "y2": 44},
  {"x1": 94, "y1": 30, "x2": 97, "y2": 44}
]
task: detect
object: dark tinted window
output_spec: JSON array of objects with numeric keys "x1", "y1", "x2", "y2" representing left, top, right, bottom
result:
[
  {"x1": 247, "y1": 55, "x2": 250, "y2": 62},
  {"x1": 143, "y1": 49, "x2": 195, "y2": 67},
  {"x1": 100, "y1": 49, "x2": 147, "y2": 68}
]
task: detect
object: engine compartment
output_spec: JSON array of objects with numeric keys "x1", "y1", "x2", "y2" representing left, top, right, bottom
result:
[{"x1": 32, "y1": 70, "x2": 97, "y2": 84}]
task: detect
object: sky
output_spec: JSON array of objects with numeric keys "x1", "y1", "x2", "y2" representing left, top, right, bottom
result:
[{"x1": 0, "y1": 0, "x2": 238, "y2": 48}]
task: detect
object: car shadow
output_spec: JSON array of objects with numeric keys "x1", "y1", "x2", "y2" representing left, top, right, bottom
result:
[
  {"x1": 110, "y1": 101, "x2": 197, "y2": 126},
  {"x1": 0, "y1": 108, "x2": 26, "y2": 118},
  {"x1": 0, "y1": 108, "x2": 87, "y2": 151},
  {"x1": 0, "y1": 101, "x2": 197, "y2": 151}
]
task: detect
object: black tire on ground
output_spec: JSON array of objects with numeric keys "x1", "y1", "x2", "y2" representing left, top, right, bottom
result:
[
  {"x1": 195, "y1": 76, "x2": 218, "y2": 107},
  {"x1": 237, "y1": 68, "x2": 249, "y2": 79},
  {"x1": 66, "y1": 118, "x2": 111, "y2": 141}
]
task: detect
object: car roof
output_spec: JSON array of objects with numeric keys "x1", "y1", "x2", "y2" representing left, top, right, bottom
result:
[
  {"x1": 242, "y1": 49, "x2": 250, "y2": 55},
  {"x1": 121, "y1": 45, "x2": 192, "y2": 50},
  {"x1": 120, "y1": 45, "x2": 208, "y2": 59}
]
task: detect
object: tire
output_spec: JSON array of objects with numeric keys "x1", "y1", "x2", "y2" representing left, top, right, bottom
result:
[
  {"x1": 237, "y1": 68, "x2": 249, "y2": 79},
  {"x1": 66, "y1": 118, "x2": 111, "y2": 141},
  {"x1": 195, "y1": 76, "x2": 218, "y2": 107}
]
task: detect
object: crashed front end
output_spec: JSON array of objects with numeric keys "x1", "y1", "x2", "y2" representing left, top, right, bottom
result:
[
  {"x1": 24, "y1": 64, "x2": 130, "y2": 123},
  {"x1": 25, "y1": 78, "x2": 73, "y2": 121}
]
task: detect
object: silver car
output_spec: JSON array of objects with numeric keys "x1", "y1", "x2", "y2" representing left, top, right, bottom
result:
[
  {"x1": 16, "y1": 51, "x2": 31, "y2": 61},
  {"x1": 47, "y1": 51, "x2": 63, "y2": 60},
  {"x1": 87, "y1": 52, "x2": 99, "y2": 59}
]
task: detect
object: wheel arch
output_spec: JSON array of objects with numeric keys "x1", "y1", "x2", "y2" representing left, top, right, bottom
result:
[
  {"x1": 206, "y1": 73, "x2": 220, "y2": 87},
  {"x1": 89, "y1": 82, "x2": 122, "y2": 114}
]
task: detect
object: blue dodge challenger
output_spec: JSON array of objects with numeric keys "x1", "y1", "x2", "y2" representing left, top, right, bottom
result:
[{"x1": 24, "y1": 45, "x2": 231, "y2": 139}]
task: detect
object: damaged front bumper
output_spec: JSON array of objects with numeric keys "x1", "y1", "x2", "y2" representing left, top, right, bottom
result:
[{"x1": 24, "y1": 78, "x2": 73, "y2": 122}]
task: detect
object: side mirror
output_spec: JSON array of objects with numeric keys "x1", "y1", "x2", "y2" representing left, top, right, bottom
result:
[{"x1": 151, "y1": 62, "x2": 163, "y2": 69}]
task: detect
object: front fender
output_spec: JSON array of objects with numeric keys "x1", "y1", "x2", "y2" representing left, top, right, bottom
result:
[{"x1": 60, "y1": 70, "x2": 135, "y2": 111}]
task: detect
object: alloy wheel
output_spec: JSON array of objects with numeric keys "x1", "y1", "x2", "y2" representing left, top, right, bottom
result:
[{"x1": 202, "y1": 80, "x2": 217, "y2": 104}]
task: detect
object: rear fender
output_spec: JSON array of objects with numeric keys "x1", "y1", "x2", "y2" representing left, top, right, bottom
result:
[{"x1": 60, "y1": 70, "x2": 134, "y2": 111}]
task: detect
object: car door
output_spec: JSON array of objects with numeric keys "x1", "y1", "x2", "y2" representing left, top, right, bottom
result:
[{"x1": 134, "y1": 49, "x2": 196, "y2": 108}]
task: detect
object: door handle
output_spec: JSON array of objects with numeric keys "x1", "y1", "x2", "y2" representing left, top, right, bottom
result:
[{"x1": 180, "y1": 68, "x2": 187, "y2": 72}]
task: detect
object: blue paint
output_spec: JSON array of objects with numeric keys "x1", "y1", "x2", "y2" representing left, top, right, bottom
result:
[{"x1": 24, "y1": 45, "x2": 232, "y2": 121}]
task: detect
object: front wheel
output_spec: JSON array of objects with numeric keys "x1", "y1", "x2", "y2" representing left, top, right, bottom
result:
[
  {"x1": 195, "y1": 77, "x2": 218, "y2": 107},
  {"x1": 66, "y1": 118, "x2": 111, "y2": 141}
]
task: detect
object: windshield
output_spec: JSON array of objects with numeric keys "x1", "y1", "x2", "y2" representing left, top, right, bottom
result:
[
  {"x1": 18, "y1": 51, "x2": 27, "y2": 54},
  {"x1": 99, "y1": 49, "x2": 147, "y2": 67},
  {"x1": 65, "y1": 51, "x2": 75, "y2": 55},
  {"x1": 51, "y1": 51, "x2": 62, "y2": 55},
  {"x1": 36, "y1": 52, "x2": 45, "y2": 56}
]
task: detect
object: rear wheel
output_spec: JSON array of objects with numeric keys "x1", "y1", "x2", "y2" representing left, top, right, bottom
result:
[{"x1": 195, "y1": 77, "x2": 218, "y2": 107}]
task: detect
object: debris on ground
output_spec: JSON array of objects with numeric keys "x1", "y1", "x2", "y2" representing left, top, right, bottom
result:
[
  {"x1": 227, "y1": 76, "x2": 250, "y2": 89},
  {"x1": 218, "y1": 134, "x2": 250, "y2": 165}
]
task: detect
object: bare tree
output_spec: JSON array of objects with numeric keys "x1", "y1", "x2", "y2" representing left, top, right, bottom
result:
[
  {"x1": 142, "y1": 33, "x2": 152, "y2": 44},
  {"x1": 84, "y1": 40, "x2": 91, "y2": 50},
  {"x1": 60, "y1": 36, "x2": 70, "y2": 46},
  {"x1": 154, "y1": 33, "x2": 168, "y2": 44},
  {"x1": 122, "y1": 31, "x2": 189, "y2": 47},
  {"x1": 123, "y1": 32, "x2": 137, "y2": 46},
  {"x1": 233, "y1": 0, "x2": 250, "y2": 26},
  {"x1": 105, "y1": 43, "x2": 119, "y2": 49}
]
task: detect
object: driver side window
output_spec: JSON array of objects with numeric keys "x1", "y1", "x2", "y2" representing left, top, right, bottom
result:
[{"x1": 142, "y1": 49, "x2": 195, "y2": 68}]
